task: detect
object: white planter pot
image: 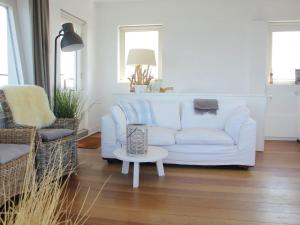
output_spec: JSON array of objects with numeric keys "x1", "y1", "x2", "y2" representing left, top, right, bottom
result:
[{"x1": 135, "y1": 85, "x2": 147, "y2": 94}]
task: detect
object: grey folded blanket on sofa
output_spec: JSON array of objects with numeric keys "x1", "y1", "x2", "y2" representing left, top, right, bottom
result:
[{"x1": 194, "y1": 99, "x2": 219, "y2": 115}]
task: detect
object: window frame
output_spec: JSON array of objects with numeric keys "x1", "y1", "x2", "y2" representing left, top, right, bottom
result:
[
  {"x1": 269, "y1": 22, "x2": 300, "y2": 85},
  {"x1": 59, "y1": 10, "x2": 86, "y2": 91},
  {"x1": 118, "y1": 25, "x2": 163, "y2": 83}
]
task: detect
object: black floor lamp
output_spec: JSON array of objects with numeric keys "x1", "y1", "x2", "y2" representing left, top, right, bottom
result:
[{"x1": 54, "y1": 22, "x2": 84, "y2": 110}]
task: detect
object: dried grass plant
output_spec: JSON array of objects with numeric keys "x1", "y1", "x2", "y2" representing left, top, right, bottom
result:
[{"x1": 1, "y1": 143, "x2": 111, "y2": 225}]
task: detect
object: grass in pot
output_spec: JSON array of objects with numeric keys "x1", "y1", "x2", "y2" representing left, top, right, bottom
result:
[{"x1": 54, "y1": 89, "x2": 83, "y2": 119}]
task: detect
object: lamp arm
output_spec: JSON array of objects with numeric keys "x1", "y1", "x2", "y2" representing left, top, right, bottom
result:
[{"x1": 53, "y1": 32, "x2": 63, "y2": 111}]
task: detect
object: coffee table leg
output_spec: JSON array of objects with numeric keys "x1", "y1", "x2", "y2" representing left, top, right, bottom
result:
[
  {"x1": 133, "y1": 162, "x2": 140, "y2": 188},
  {"x1": 156, "y1": 160, "x2": 165, "y2": 176},
  {"x1": 122, "y1": 161, "x2": 130, "y2": 174}
]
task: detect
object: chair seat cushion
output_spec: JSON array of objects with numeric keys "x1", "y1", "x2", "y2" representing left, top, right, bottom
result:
[
  {"x1": 39, "y1": 129, "x2": 74, "y2": 142},
  {"x1": 0, "y1": 144, "x2": 30, "y2": 164},
  {"x1": 175, "y1": 128, "x2": 234, "y2": 145}
]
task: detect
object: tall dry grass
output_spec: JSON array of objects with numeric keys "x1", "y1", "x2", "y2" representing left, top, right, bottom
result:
[{"x1": 1, "y1": 144, "x2": 110, "y2": 225}]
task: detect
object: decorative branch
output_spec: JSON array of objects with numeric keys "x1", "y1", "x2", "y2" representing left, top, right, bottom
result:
[{"x1": 129, "y1": 65, "x2": 154, "y2": 89}]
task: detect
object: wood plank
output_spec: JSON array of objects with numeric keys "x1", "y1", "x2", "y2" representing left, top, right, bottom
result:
[{"x1": 68, "y1": 140, "x2": 300, "y2": 225}]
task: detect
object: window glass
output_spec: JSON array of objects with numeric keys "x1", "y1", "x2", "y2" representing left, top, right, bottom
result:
[
  {"x1": 0, "y1": 4, "x2": 22, "y2": 86},
  {"x1": 119, "y1": 26, "x2": 161, "y2": 82},
  {"x1": 272, "y1": 31, "x2": 300, "y2": 83},
  {"x1": 60, "y1": 51, "x2": 77, "y2": 89},
  {"x1": 0, "y1": 6, "x2": 8, "y2": 86},
  {"x1": 60, "y1": 18, "x2": 83, "y2": 90},
  {"x1": 124, "y1": 31, "x2": 159, "y2": 80}
]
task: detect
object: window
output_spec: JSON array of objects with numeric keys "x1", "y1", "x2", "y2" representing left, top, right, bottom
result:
[
  {"x1": 0, "y1": 4, "x2": 22, "y2": 86},
  {"x1": 59, "y1": 11, "x2": 85, "y2": 90},
  {"x1": 270, "y1": 23, "x2": 300, "y2": 84},
  {"x1": 118, "y1": 25, "x2": 162, "y2": 82},
  {"x1": 0, "y1": 5, "x2": 9, "y2": 85}
]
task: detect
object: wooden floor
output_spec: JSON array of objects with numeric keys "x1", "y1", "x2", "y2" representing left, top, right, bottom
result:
[{"x1": 69, "y1": 141, "x2": 300, "y2": 225}]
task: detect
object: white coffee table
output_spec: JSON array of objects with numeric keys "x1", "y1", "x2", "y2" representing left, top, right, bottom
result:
[{"x1": 113, "y1": 146, "x2": 168, "y2": 188}]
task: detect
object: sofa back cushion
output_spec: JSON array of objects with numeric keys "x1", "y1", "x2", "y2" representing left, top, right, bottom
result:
[
  {"x1": 111, "y1": 105, "x2": 127, "y2": 142},
  {"x1": 181, "y1": 100, "x2": 246, "y2": 129},
  {"x1": 150, "y1": 101, "x2": 181, "y2": 130},
  {"x1": 111, "y1": 100, "x2": 181, "y2": 142}
]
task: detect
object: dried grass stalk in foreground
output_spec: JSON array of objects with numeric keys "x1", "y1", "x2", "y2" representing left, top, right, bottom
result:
[{"x1": 1, "y1": 145, "x2": 111, "y2": 225}]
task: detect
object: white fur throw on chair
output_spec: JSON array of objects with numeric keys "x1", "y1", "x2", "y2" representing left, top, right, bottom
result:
[{"x1": 3, "y1": 85, "x2": 56, "y2": 128}]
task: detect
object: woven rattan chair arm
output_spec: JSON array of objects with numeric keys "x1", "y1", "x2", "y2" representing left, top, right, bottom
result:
[
  {"x1": 0, "y1": 128, "x2": 36, "y2": 144},
  {"x1": 49, "y1": 118, "x2": 79, "y2": 131},
  {"x1": 13, "y1": 124, "x2": 35, "y2": 129}
]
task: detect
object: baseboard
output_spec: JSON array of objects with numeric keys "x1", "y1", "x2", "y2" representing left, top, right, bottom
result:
[
  {"x1": 77, "y1": 127, "x2": 100, "y2": 140},
  {"x1": 265, "y1": 136, "x2": 299, "y2": 141},
  {"x1": 88, "y1": 126, "x2": 100, "y2": 135},
  {"x1": 78, "y1": 129, "x2": 89, "y2": 140}
]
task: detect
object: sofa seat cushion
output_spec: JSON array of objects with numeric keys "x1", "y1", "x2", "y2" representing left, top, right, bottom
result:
[
  {"x1": 175, "y1": 128, "x2": 234, "y2": 145},
  {"x1": 0, "y1": 144, "x2": 30, "y2": 164},
  {"x1": 118, "y1": 126, "x2": 176, "y2": 146},
  {"x1": 39, "y1": 129, "x2": 74, "y2": 142}
]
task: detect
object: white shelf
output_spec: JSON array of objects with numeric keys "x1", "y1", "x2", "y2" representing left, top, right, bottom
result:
[{"x1": 113, "y1": 92, "x2": 267, "y2": 98}]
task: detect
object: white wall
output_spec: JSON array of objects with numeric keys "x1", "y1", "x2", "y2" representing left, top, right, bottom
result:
[
  {"x1": 49, "y1": 0, "x2": 97, "y2": 131},
  {"x1": 89, "y1": 0, "x2": 300, "y2": 140}
]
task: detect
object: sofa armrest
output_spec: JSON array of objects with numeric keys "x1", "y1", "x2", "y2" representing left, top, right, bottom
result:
[
  {"x1": 225, "y1": 106, "x2": 251, "y2": 144},
  {"x1": 237, "y1": 118, "x2": 256, "y2": 152},
  {"x1": 101, "y1": 114, "x2": 117, "y2": 146}
]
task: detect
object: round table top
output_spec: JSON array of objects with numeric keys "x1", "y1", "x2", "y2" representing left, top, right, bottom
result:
[{"x1": 113, "y1": 146, "x2": 168, "y2": 163}]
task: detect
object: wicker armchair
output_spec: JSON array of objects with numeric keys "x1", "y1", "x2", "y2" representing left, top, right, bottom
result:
[
  {"x1": 0, "y1": 128, "x2": 35, "y2": 206},
  {"x1": 35, "y1": 118, "x2": 79, "y2": 178},
  {"x1": 0, "y1": 89, "x2": 78, "y2": 178}
]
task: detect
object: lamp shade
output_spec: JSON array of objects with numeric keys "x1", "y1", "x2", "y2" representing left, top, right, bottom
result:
[
  {"x1": 127, "y1": 49, "x2": 156, "y2": 66},
  {"x1": 61, "y1": 23, "x2": 84, "y2": 52}
]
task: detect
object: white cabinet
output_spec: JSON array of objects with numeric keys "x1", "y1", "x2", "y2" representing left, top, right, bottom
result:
[{"x1": 297, "y1": 91, "x2": 300, "y2": 141}]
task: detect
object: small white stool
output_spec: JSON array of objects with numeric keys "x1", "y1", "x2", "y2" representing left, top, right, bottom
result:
[{"x1": 114, "y1": 146, "x2": 168, "y2": 188}]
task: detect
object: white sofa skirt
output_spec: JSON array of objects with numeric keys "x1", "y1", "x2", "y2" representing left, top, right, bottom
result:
[
  {"x1": 101, "y1": 144, "x2": 255, "y2": 166},
  {"x1": 101, "y1": 114, "x2": 256, "y2": 166}
]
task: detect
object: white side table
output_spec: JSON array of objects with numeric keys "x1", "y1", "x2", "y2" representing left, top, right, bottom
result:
[{"x1": 113, "y1": 146, "x2": 168, "y2": 188}]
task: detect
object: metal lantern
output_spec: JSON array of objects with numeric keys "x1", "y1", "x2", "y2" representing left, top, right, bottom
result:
[{"x1": 126, "y1": 124, "x2": 148, "y2": 156}]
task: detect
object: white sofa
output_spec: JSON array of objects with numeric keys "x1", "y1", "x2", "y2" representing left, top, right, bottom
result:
[{"x1": 101, "y1": 99, "x2": 257, "y2": 166}]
